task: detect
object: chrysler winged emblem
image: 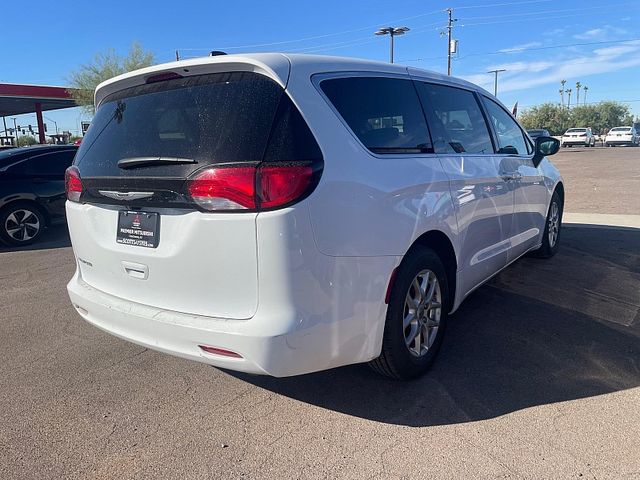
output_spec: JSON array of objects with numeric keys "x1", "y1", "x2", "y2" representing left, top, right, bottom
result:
[{"x1": 98, "y1": 190, "x2": 154, "y2": 201}]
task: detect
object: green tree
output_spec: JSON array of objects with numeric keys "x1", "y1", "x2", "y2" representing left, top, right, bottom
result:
[
  {"x1": 17, "y1": 136, "x2": 38, "y2": 147},
  {"x1": 68, "y1": 42, "x2": 155, "y2": 113},
  {"x1": 518, "y1": 103, "x2": 572, "y2": 135},
  {"x1": 519, "y1": 101, "x2": 633, "y2": 135}
]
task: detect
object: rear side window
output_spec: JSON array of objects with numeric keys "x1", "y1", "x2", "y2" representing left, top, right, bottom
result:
[
  {"x1": 8, "y1": 150, "x2": 76, "y2": 176},
  {"x1": 415, "y1": 82, "x2": 494, "y2": 155},
  {"x1": 320, "y1": 77, "x2": 433, "y2": 154},
  {"x1": 74, "y1": 72, "x2": 284, "y2": 177},
  {"x1": 482, "y1": 97, "x2": 532, "y2": 155},
  {"x1": 264, "y1": 95, "x2": 323, "y2": 163}
]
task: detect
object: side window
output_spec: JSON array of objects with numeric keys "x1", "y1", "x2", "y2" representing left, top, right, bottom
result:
[
  {"x1": 482, "y1": 97, "x2": 532, "y2": 155},
  {"x1": 9, "y1": 151, "x2": 76, "y2": 177},
  {"x1": 320, "y1": 77, "x2": 433, "y2": 154},
  {"x1": 414, "y1": 82, "x2": 494, "y2": 154}
]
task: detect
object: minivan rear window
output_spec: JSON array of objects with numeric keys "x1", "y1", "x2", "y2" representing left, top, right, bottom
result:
[{"x1": 75, "y1": 72, "x2": 284, "y2": 177}]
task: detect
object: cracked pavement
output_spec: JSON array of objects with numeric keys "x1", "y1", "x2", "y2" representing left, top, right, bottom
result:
[{"x1": 0, "y1": 147, "x2": 639, "y2": 479}]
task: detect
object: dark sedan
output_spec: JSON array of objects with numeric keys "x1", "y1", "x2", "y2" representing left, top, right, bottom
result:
[
  {"x1": 527, "y1": 129, "x2": 551, "y2": 140},
  {"x1": 0, "y1": 145, "x2": 78, "y2": 245}
]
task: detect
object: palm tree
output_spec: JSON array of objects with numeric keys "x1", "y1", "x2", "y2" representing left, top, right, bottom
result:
[
  {"x1": 566, "y1": 88, "x2": 572, "y2": 108},
  {"x1": 559, "y1": 89, "x2": 565, "y2": 107},
  {"x1": 576, "y1": 82, "x2": 582, "y2": 105},
  {"x1": 560, "y1": 80, "x2": 566, "y2": 107},
  {"x1": 583, "y1": 86, "x2": 589, "y2": 105}
]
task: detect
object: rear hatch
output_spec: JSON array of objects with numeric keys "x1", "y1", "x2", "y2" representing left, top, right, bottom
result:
[{"x1": 67, "y1": 66, "x2": 323, "y2": 319}]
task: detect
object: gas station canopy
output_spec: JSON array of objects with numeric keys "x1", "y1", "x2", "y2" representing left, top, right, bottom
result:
[{"x1": 0, "y1": 83, "x2": 79, "y2": 143}]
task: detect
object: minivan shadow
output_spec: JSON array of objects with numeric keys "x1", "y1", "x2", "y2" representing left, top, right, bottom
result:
[
  {"x1": 227, "y1": 225, "x2": 640, "y2": 427},
  {"x1": 0, "y1": 225, "x2": 71, "y2": 253}
]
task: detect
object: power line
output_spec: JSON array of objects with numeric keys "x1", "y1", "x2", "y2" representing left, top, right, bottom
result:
[
  {"x1": 456, "y1": 0, "x2": 637, "y2": 21},
  {"x1": 175, "y1": 9, "x2": 444, "y2": 52},
  {"x1": 460, "y1": 5, "x2": 640, "y2": 28},
  {"x1": 401, "y1": 38, "x2": 640, "y2": 63},
  {"x1": 172, "y1": 0, "x2": 579, "y2": 54},
  {"x1": 453, "y1": 0, "x2": 553, "y2": 9}
]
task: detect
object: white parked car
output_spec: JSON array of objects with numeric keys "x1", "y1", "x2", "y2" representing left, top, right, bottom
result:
[
  {"x1": 561, "y1": 127, "x2": 595, "y2": 147},
  {"x1": 65, "y1": 54, "x2": 563, "y2": 379},
  {"x1": 605, "y1": 126, "x2": 638, "y2": 147}
]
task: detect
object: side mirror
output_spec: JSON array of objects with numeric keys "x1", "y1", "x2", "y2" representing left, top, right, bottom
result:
[{"x1": 532, "y1": 136, "x2": 560, "y2": 167}]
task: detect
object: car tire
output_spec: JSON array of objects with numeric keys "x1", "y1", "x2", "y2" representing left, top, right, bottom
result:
[
  {"x1": 0, "y1": 202, "x2": 46, "y2": 246},
  {"x1": 530, "y1": 191, "x2": 563, "y2": 259},
  {"x1": 369, "y1": 247, "x2": 449, "y2": 380}
]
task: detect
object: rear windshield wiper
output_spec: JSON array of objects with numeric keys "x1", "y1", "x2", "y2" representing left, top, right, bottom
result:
[{"x1": 117, "y1": 156, "x2": 197, "y2": 169}]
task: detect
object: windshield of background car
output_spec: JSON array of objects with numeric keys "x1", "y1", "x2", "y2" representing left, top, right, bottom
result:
[
  {"x1": 566, "y1": 128, "x2": 587, "y2": 133},
  {"x1": 610, "y1": 127, "x2": 631, "y2": 132},
  {"x1": 74, "y1": 71, "x2": 285, "y2": 178}
]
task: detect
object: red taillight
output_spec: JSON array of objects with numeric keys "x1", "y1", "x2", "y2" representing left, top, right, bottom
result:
[
  {"x1": 188, "y1": 167, "x2": 256, "y2": 210},
  {"x1": 188, "y1": 164, "x2": 314, "y2": 211},
  {"x1": 258, "y1": 165, "x2": 313, "y2": 209},
  {"x1": 65, "y1": 166, "x2": 83, "y2": 202},
  {"x1": 199, "y1": 345, "x2": 243, "y2": 359}
]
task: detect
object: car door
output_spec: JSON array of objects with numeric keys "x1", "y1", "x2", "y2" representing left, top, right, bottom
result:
[
  {"x1": 20, "y1": 150, "x2": 76, "y2": 217},
  {"x1": 481, "y1": 96, "x2": 549, "y2": 262},
  {"x1": 414, "y1": 81, "x2": 512, "y2": 296}
]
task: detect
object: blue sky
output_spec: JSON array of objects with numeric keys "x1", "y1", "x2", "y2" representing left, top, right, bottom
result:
[{"x1": 3, "y1": 0, "x2": 640, "y2": 134}]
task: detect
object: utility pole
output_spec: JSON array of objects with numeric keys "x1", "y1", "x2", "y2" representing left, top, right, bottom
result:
[
  {"x1": 374, "y1": 26, "x2": 410, "y2": 63},
  {"x1": 488, "y1": 69, "x2": 506, "y2": 96},
  {"x1": 444, "y1": 8, "x2": 457, "y2": 76}
]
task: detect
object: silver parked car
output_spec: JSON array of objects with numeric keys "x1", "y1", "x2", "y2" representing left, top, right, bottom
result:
[{"x1": 561, "y1": 127, "x2": 595, "y2": 147}]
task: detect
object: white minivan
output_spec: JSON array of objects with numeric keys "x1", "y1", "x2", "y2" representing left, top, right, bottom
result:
[{"x1": 65, "y1": 54, "x2": 563, "y2": 379}]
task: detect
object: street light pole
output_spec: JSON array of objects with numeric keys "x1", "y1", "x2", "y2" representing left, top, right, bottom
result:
[
  {"x1": 488, "y1": 69, "x2": 506, "y2": 96},
  {"x1": 375, "y1": 26, "x2": 410, "y2": 63}
]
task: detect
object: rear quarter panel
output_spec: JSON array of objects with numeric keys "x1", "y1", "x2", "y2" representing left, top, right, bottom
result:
[{"x1": 285, "y1": 68, "x2": 459, "y2": 259}]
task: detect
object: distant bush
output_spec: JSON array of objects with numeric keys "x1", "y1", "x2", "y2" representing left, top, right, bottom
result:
[
  {"x1": 17, "y1": 136, "x2": 38, "y2": 147},
  {"x1": 519, "y1": 101, "x2": 634, "y2": 135}
]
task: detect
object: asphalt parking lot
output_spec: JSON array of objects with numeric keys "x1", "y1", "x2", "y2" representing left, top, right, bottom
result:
[{"x1": 1, "y1": 146, "x2": 639, "y2": 479}]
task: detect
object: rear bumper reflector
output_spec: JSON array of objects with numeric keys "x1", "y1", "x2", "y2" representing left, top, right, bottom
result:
[{"x1": 199, "y1": 345, "x2": 243, "y2": 359}]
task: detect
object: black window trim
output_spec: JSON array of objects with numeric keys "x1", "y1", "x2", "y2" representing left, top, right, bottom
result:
[
  {"x1": 479, "y1": 94, "x2": 535, "y2": 157},
  {"x1": 411, "y1": 78, "x2": 498, "y2": 157},
  {"x1": 312, "y1": 71, "x2": 438, "y2": 160}
]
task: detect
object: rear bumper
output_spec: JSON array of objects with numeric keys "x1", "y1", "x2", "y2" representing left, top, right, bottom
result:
[
  {"x1": 605, "y1": 140, "x2": 635, "y2": 145},
  {"x1": 561, "y1": 139, "x2": 589, "y2": 145},
  {"x1": 67, "y1": 264, "x2": 388, "y2": 377}
]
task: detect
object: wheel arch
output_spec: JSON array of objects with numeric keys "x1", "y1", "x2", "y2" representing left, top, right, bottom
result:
[
  {"x1": 404, "y1": 229, "x2": 458, "y2": 312},
  {"x1": 553, "y1": 181, "x2": 565, "y2": 207}
]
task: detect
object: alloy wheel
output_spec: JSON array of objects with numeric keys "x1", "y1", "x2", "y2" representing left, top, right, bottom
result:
[
  {"x1": 403, "y1": 269, "x2": 442, "y2": 357},
  {"x1": 548, "y1": 202, "x2": 560, "y2": 247},
  {"x1": 5, "y1": 209, "x2": 41, "y2": 242}
]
